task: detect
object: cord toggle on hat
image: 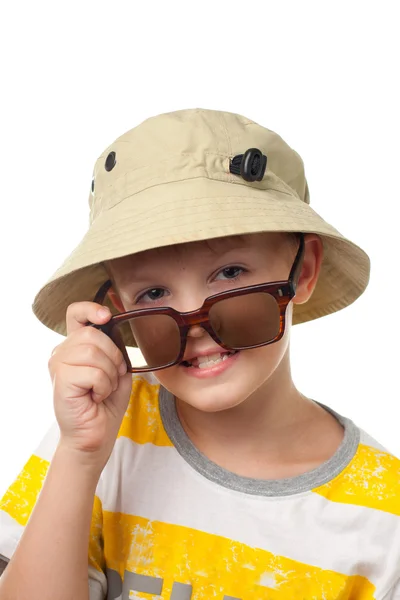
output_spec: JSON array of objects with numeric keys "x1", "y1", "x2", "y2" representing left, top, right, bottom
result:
[{"x1": 229, "y1": 147, "x2": 267, "y2": 182}]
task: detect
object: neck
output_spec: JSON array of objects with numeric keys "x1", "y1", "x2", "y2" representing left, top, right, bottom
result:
[{"x1": 175, "y1": 350, "x2": 343, "y2": 478}]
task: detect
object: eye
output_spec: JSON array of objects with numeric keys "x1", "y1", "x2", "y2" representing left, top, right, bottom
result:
[
  {"x1": 215, "y1": 266, "x2": 245, "y2": 281},
  {"x1": 137, "y1": 288, "x2": 166, "y2": 303}
]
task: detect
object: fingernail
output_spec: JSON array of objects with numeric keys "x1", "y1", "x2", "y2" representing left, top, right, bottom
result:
[
  {"x1": 119, "y1": 361, "x2": 127, "y2": 375},
  {"x1": 97, "y1": 307, "x2": 110, "y2": 319}
]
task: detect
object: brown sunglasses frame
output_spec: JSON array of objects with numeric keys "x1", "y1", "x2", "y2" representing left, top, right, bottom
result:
[{"x1": 89, "y1": 233, "x2": 305, "y2": 372}]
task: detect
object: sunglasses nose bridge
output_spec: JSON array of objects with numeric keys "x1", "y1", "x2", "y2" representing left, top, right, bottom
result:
[
  {"x1": 179, "y1": 308, "x2": 214, "y2": 340},
  {"x1": 180, "y1": 307, "x2": 210, "y2": 328},
  {"x1": 180, "y1": 309, "x2": 223, "y2": 348}
]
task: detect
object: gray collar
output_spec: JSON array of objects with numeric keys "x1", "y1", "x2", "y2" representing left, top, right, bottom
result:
[{"x1": 158, "y1": 386, "x2": 360, "y2": 497}]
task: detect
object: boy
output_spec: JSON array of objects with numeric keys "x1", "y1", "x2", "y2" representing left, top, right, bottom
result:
[{"x1": 0, "y1": 108, "x2": 399, "y2": 600}]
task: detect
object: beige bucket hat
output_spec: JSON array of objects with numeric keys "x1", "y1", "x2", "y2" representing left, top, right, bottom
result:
[{"x1": 32, "y1": 108, "x2": 370, "y2": 337}]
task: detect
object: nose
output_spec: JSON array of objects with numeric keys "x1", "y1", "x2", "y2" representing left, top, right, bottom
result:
[{"x1": 187, "y1": 325, "x2": 207, "y2": 338}]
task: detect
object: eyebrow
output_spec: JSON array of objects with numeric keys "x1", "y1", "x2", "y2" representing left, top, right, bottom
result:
[
  {"x1": 129, "y1": 246, "x2": 258, "y2": 277},
  {"x1": 109, "y1": 239, "x2": 272, "y2": 293}
]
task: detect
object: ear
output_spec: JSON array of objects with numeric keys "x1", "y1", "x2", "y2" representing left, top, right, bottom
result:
[
  {"x1": 107, "y1": 286, "x2": 126, "y2": 313},
  {"x1": 292, "y1": 234, "x2": 324, "y2": 305}
]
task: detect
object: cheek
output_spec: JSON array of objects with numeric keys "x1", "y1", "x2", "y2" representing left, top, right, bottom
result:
[
  {"x1": 242, "y1": 335, "x2": 289, "y2": 378},
  {"x1": 152, "y1": 364, "x2": 180, "y2": 387}
]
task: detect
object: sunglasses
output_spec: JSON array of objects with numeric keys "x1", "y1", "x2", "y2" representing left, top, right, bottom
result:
[{"x1": 89, "y1": 233, "x2": 305, "y2": 372}]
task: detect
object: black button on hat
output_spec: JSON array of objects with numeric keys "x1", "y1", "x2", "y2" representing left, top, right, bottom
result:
[
  {"x1": 229, "y1": 148, "x2": 267, "y2": 182},
  {"x1": 105, "y1": 151, "x2": 116, "y2": 172}
]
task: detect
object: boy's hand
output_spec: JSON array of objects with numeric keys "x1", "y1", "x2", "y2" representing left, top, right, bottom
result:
[{"x1": 48, "y1": 301, "x2": 132, "y2": 471}]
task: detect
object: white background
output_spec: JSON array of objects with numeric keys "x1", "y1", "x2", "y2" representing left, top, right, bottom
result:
[{"x1": 0, "y1": 1, "x2": 399, "y2": 496}]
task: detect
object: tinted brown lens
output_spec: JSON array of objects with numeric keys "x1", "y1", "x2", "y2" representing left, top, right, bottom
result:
[
  {"x1": 113, "y1": 315, "x2": 181, "y2": 369},
  {"x1": 209, "y1": 293, "x2": 280, "y2": 348}
]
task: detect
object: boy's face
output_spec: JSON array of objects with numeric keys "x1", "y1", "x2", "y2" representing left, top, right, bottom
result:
[{"x1": 106, "y1": 232, "x2": 320, "y2": 412}]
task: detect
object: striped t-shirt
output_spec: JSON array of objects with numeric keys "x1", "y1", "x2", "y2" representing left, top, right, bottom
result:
[{"x1": 1, "y1": 373, "x2": 400, "y2": 599}]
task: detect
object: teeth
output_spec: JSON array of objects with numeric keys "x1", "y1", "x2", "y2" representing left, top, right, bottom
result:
[
  {"x1": 198, "y1": 354, "x2": 225, "y2": 369},
  {"x1": 197, "y1": 353, "x2": 222, "y2": 365},
  {"x1": 187, "y1": 352, "x2": 235, "y2": 369}
]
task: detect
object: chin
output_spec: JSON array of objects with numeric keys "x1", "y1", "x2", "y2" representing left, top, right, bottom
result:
[{"x1": 179, "y1": 388, "x2": 248, "y2": 413}]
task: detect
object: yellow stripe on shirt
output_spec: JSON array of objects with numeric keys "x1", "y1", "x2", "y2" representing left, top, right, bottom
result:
[
  {"x1": 101, "y1": 511, "x2": 376, "y2": 599},
  {"x1": 117, "y1": 377, "x2": 172, "y2": 447},
  {"x1": 0, "y1": 455, "x2": 49, "y2": 527},
  {"x1": 314, "y1": 443, "x2": 400, "y2": 516}
]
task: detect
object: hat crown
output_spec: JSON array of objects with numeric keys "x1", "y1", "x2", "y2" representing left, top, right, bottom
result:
[{"x1": 89, "y1": 109, "x2": 309, "y2": 221}]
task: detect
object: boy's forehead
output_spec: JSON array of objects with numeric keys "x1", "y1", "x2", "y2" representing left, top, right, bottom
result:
[{"x1": 108, "y1": 232, "x2": 286, "y2": 274}]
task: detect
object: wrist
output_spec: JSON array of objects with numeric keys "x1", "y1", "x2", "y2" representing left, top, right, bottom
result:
[{"x1": 55, "y1": 439, "x2": 105, "y2": 484}]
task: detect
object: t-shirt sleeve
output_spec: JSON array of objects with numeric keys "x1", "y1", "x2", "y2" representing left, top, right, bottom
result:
[{"x1": 0, "y1": 422, "x2": 107, "y2": 599}]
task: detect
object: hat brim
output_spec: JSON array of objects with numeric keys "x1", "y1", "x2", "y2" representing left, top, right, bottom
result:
[{"x1": 32, "y1": 177, "x2": 370, "y2": 340}]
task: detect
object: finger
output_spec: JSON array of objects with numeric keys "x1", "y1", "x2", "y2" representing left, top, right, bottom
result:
[
  {"x1": 103, "y1": 370, "x2": 134, "y2": 416},
  {"x1": 51, "y1": 344, "x2": 123, "y2": 392},
  {"x1": 66, "y1": 301, "x2": 112, "y2": 335},
  {"x1": 54, "y1": 364, "x2": 115, "y2": 404},
  {"x1": 62, "y1": 324, "x2": 127, "y2": 373}
]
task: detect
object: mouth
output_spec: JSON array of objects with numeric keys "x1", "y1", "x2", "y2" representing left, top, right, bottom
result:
[{"x1": 180, "y1": 350, "x2": 238, "y2": 369}]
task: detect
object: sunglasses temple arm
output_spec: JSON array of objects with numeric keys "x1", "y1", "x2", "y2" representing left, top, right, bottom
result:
[
  {"x1": 93, "y1": 279, "x2": 113, "y2": 304},
  {"x1": 90, "y1": 284, "x2": 133, "y2": 372},
  {"x1": 288, "y1": 233, "x2": 305, "y2": 293}
]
